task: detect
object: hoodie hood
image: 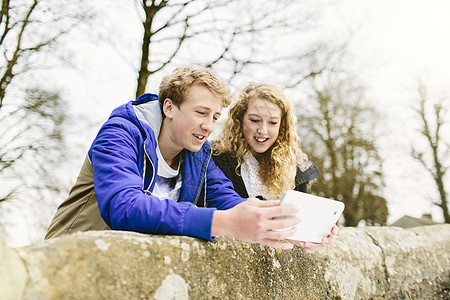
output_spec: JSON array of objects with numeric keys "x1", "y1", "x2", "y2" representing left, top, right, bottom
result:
[
  {"x1": 108, "y1": 93, "x2": 162, "y2": 138},
  {"x1": 132, "y1": 93, "x2": 162, "y2": 137}
]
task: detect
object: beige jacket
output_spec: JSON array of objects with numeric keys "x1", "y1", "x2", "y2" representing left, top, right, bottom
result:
[{"x1": 44, "y1": 155, "x2": 110, "y2": 239}]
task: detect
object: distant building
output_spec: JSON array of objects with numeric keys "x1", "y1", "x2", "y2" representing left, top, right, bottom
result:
[{"x1": 390, "y1": 214, "x2": 440, "y2": 228}]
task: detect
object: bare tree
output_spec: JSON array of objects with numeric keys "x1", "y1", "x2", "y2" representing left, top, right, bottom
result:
[
  {"x1": 0, "y1": 0, "x2": 93, "y2": 198},
  {"x1": 279, "y1": 21, "x2": 388, "y2": 226},
  {"x1": 296, "y1": 76, "x2": 388, "y2": 226},
  {"x1": 411, "y1": 82, "x2": 449, "y2": 223},
  {"x1": 0, "y1": 87, "x2": 72, "y2": 244},
  {"x1": 128, "y1": 0, "x2": 317, "y2": 97},
  {"x1": 0, "y1": 0, "x2": 94, "y2": 108},
  {"x1": 284, "y1": 38, "x2": 355, "y2": 89},
  {"x1": 0, "y1": 88, "x2": 69, "y2": 201},
  {"x1": 0, "y1": 0, "x2": 94, "y2": 243}
]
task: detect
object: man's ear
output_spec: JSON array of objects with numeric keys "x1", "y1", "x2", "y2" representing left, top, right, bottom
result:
[{"x1": 162, "y1": 98, "x2": 175, "y2": 119}]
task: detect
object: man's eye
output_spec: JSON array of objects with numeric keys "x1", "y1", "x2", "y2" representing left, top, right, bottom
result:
[{"x1": 197, "y1": 111, "x2": 206, "y2": 115}]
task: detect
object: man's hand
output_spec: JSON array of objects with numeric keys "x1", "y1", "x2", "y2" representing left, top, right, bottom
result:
[
  {"x1": 211, "y1": 197, "x2": 300, "y2": 249},
  {"x1": 288, "y1": 224, "x2": 339, "y2": 253}
]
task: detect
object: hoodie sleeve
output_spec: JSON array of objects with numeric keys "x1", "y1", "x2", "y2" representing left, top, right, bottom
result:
[
  {"x1": 90, "y1": 118, "x2": 217, "y2": 240},
  {"x1": 204, "y1": 156, "x2": 246, "y2": 210}
]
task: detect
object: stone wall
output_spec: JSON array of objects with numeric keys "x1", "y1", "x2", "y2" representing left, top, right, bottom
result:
[{"x1": 1, "y1": 224, "x2": 449, "y2": 299}]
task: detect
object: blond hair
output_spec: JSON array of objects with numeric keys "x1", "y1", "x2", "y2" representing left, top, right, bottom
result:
[
  {"x1": 214, "y1": 83, "x2": 307, "y2": 198},
  {"x1": 159, "y1": 66, "x2": 232, "y2": 112}
]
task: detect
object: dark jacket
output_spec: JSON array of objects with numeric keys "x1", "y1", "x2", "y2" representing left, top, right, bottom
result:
[
  {"x1": 212, "y1": 151, "x2": 320, "y2": 198},
  {"x1": 45, "y1": 93, "x2": 244, "y2": 240}
]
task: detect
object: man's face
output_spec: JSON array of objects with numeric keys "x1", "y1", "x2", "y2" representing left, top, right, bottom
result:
[
  {"x1": 166, "y1": 85, "x2": 222, "y2": 153},
  {"x1": 242, "y1": 98, "x2": 281, "y2": 156}
]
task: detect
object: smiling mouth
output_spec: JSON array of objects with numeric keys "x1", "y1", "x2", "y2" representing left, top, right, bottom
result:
[
  {"x1": 255, "y1": 137, "x2": 269, "y2": 143},
  {"x1": 193, "y1": 134, "x2": 206, "y2": 141}
]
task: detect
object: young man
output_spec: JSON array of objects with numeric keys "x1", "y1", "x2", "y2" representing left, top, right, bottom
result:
[{"x1": 45, "y1": 66, "x2": 329, "y2": 250}]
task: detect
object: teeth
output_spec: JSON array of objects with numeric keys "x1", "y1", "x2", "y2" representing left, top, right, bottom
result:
[
  {"x1": 194, "y1": 134, "x2": 205, "y2": 140},
  {"x1": 255, "y1": 137, "x2": 267, "y2": 142}
]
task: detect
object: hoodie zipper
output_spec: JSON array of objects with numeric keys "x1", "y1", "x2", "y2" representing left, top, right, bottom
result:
[
  {"x1": 143, "y1": 144, "x2": 155, "y2": 194},
  {"x1": 194, "y1": 149, "x2": 211, "y2": 207}
]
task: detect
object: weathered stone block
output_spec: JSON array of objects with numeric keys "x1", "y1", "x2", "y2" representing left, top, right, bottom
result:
[
  {"x1": 1, "y1": 224, "x2": 448, "y2": 299},
  {"x1": 0, "y1": 236, "x2": 27, "y2": 300}
]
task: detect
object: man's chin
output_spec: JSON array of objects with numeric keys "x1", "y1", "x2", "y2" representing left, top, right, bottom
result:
[{"x1": 187, "y1": 144, "x2": 204, "y2": 153}]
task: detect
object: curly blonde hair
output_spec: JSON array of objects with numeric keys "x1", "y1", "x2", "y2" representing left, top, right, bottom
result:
[
  {"x1": 159, "y1": 66, "x2": 232, "y2": 113},
  {"x1": 214, "y1": 83, "x2": 307, "y2": 198}
]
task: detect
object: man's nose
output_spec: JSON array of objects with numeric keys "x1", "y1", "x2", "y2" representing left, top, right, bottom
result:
[{"x1": 201, "y1": 118, "x2": 215, "y2": 132}]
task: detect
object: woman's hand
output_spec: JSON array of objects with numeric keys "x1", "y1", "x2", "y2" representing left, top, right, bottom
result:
[{"x1": 288, "y1": 225, "x2": 339, "y2": 253}]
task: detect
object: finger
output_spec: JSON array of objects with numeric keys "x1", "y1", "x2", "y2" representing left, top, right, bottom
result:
[
  {"x1": 245, "y1": 196, "x2": 259, "y2": 204},
  {"x1": 269, "y1": 216, "x2": 300, "y2": 230},
  {"x1": 265, "y1": 227, "x2": 297, "y2": 240},
  {"x1": 301, "y1": 241, "x2": 324, "y2": 253},
  {"x1": 246, "y1": 197, "x2": 280, "y2": 208},
  {"x1": 263, "y1": 204, "x2": 299, "y2": 218},
  {"x1": 287, "y1": 239, "x2": 305, "y2": 247},
  {"x1": 331, "y1": 225, "x2": 339, "y2": 235},
  {"x1": 261, "y1": 239, "x2": 294, "y2": 250},
  {"x1": 255, "y1": 199, "x2": 281, "y2": 208},
  {"x1": 288, "y1": 240, "x2": 324, "y2": 253},
  {"x1": 321, "y1": 225, "x2": 339, "y2": 245},
  {"x1": 322, "y1": 234, "x2": 335, "y2": 245}
]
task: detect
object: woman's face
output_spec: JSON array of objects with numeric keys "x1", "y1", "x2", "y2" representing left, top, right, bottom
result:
[{"x1": 242, "y1": 97, "x2": 282, "y2": 156}]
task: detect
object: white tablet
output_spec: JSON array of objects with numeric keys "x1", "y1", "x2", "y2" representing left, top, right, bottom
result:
[{"x1": 278, "y1": 190, "x2": 345, "y2": 243}]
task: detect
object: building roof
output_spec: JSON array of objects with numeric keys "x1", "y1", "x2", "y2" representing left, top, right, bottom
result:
[{"x1": 390, "y1": 214, "x2": 439, "y2": 228}]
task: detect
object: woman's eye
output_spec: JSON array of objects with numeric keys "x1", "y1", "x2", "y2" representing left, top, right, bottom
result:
[
  {"x1": 197, "y1": 111, "x2": 206, "y2": 115},
  {"x1": 250, "y1": 119, "x2": 260, "y2": 123},
  {"x1": 270, "y1": 121, "x2": 278, "y2": 125}
]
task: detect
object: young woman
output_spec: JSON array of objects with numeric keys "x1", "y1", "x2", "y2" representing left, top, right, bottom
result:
[
  {"x1": 213, "y1": 83, "x2": 320, "y2": 200},
  {"x1": 213, "y1": 83, "x2": 337, "y2": 252}
]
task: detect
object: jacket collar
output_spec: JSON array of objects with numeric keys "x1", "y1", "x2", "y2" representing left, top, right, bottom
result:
[
  {"x1": 107, "y1": 93, "x2": 161, "y2": 140},
  {"x1": 132, "y1": 93, "x2": 162, "y2": 137}
]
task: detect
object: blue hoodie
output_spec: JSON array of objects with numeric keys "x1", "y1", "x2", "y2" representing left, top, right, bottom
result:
[{"x1": 88, "y1": 93, "x2": 245, "y2": 240}]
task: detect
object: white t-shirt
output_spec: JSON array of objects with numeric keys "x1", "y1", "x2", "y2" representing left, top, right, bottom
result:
[
  {"x1": 241, "y1": 153, "x2": 270, "y2": 199},
  {"x1": 152, "y1": 145, "x2": 183, "y2": 202}
]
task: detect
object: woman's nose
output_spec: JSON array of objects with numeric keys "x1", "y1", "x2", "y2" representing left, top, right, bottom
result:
[{"x1": 257, "y1": 123, "x2": 268, "y2": 134}]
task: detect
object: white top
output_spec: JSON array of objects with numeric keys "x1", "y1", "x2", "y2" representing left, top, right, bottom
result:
[
  {"x1": 241, "y1": 153, "x2": 270, "y2": 199},
  {"x1": 152, "y1": 145, "x2": 183, "y2": 202}
]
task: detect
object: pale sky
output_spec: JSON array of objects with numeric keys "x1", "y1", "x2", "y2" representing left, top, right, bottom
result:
[
  {"x1": 3, "y1": 0, "x2": 450, "y2": 247},
  {"x1": 333, "y1": 0, "x2": 450, "y2": 223}
]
